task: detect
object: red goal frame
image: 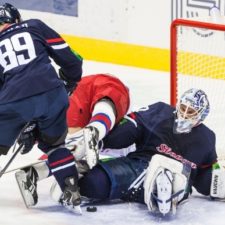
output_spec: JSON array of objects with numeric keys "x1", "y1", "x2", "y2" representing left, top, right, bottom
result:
[{"x1": 170, "y1": 18, "x2": 225, "y2": 106}]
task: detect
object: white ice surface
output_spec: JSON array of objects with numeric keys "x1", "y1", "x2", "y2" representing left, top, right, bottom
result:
[{"x1": 0, "y1": 60, "x2": 224, "y2": 225}]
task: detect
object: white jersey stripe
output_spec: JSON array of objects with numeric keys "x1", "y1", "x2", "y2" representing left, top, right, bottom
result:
[
  {"x1": 51, "y1": 43, "x2": 69, "y2": 50},
  {"x1": 51, "y1": 162, "x2": 75, "y2": 173}
]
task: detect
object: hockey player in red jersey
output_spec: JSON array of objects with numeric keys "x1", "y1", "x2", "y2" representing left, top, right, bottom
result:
[
  {"x1": 66, "y1": 73, "x2": 130, "y2": 169},
  {"x1": 67, "y1": 73, "x2": 130, "y2": 131}
]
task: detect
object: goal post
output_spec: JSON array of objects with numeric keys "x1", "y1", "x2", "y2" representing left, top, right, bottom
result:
[{"x1": 170, "y1": 18, "x2": 225, "y2": 159}]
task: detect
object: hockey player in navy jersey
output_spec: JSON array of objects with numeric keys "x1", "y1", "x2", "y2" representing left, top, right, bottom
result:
[
  {"x1": 17, "y1": 88, "x2": 221, "y2": 215},
  {"x1": 0, "y1": 3, "x2": 82, "y2": 210},
  {"x1": 77, "y1": 88, "x2": 221, "y2": 215}
]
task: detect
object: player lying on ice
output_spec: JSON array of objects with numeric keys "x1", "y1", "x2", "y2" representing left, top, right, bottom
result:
[
  {"x1": 15, "y1": 73, "x2": 130, "y2": 211},
  {"x1": 15, "y1": 88, "x2": 225, "y2": 215},
  {"x1": 66, "y1": 73, "x2": 131, "y2": 167}
]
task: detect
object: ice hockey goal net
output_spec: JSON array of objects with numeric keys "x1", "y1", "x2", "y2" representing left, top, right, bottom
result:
[{"x1": 171, "y1": 18, "x2": 225, "y2": 159}]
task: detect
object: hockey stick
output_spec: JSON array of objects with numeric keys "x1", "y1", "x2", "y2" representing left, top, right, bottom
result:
[
  {"x1": 0, "y1": 128, "x2": 116, "y2": 176},
  {"x1": 0, "y1": 122, "x2": 33, "y2": 178},
  {"x1": 0, "y1": 144, "x2": 23, "y2": 178},
  {"x1": 2, "y1": 160, "x2": 46, "y2": 175},
  {"x1": 0, "y1": 130, "x2": 81, "y2": 176}
]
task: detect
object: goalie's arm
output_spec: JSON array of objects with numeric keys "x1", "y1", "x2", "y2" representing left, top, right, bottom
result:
[
  {"x1": 193, "y1": 150, "x2": 217, "y2": 196},
  {"x1": 192, "y1": 167, "x2": 212, "y2": 196},
  {"x1": 103, "y1": 115, "x2": 142, "y2": 149},
  {"x1": 193, "y1": 161, "x2": 225, "y2": 199}
]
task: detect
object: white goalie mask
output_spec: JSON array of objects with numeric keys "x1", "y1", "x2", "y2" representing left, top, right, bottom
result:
[{"x1": 174, "y1": 88, "x2": 210, "y2": 134}]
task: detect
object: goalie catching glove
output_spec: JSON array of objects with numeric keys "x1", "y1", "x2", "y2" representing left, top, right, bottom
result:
[{"x1": 143, "y1": 154, "x2": 191, "y2": 215}]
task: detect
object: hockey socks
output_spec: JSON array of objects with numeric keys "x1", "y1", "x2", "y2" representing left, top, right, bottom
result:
[
  {"x1": 89, "y1": 99, "x2": 116, "y2": 140},
  {"x1": 48, "y1": 147, "x2": 78, "y2": 191}
]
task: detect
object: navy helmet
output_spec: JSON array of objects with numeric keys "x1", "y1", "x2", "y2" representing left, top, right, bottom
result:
[{"x1": 0, "y1": 3, "x2": 21, "y2": 25}]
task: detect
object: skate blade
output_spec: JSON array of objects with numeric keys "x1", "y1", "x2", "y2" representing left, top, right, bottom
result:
[{"x1": 64, "y1": 204, "x2": 82, "y2": 215}]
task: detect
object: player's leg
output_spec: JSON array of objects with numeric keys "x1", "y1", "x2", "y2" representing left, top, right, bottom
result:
[
  {"x1": 38, "y1": 87, "x2": 81, "y2": 209},
  {"x1": 66, "y1": 74, "x2": 130, "y2": 169},
  {"x1": 16, "y1": 87, "x2": 81, "y2": 210},
  {"x1": 78, "y1": 165, "x2": 111, "y2": 199},
  {"x1": 15, "y1": 161, "x2": 49, "y2": 207},
  {"x1": 0, "y1": 102, "x2": 42, "y2": 208},
  {"x1": 68, "y1": 98, "x2": 117, "y2": 168},
  {"x1": 83, "y1": 75, "x2": 130, "y2": 168},
  {"x1": 0, "y1": 103, "x2": 27, "y2": 156},
  {"x1": 83, "y1": 98, "x2": 116, "y2": 169},
  {"x1": 78, "y1": 157, "x2": 148, "y2": 202}
]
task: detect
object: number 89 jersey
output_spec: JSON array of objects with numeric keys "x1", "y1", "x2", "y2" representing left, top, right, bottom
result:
[{"x1": 0, "y1": 19, "x2": 82, "y2": 104}]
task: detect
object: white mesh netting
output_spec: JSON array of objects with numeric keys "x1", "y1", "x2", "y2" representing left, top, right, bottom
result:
[{"x1": 174, "y1": 16, "x2": 225, "y2": 159}]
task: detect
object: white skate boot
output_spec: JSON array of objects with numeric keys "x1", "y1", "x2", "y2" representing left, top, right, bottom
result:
[{"x1": 15, "y1": 167, "x2": 38, "y2": 208}]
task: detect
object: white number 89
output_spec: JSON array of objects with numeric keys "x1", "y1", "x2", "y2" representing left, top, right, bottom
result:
[{"x1": 0, "y1": 32, "x2": 36, "y2": 72}]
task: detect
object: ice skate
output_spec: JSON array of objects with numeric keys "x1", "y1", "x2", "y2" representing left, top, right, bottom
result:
[
  {"x1": 61, "y1": 176, "x2": 82, "y2": 214},
  {"x1": 83, "y1": 126, "x2": 99, "y2": 169},
  {"x1": 15, "y1": 167, "x2": 38, "y2": 208}
]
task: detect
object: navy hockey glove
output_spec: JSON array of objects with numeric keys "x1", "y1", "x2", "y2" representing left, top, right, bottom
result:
[
  {"x1": 59, "y1": 68, "x2": 77, "y2": 96},
  {"x1": 18, "y1": 122, "x2": 38, "y2": 154}
]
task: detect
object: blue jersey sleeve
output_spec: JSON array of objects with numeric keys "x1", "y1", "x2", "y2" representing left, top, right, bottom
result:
[
  {"x1": 103, "y1": 116, "x2": 141, "y2": 149},
  {"x1": 35, "y1": 19, "x2": 82, "y2": 84}
]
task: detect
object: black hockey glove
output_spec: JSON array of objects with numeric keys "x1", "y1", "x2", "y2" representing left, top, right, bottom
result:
[
  {"x1": 59, "y1": 68, "x2": 77, "y2": 96},
  {"x1": 18, "y1": 122, "x2": 38, "y2": 155}
]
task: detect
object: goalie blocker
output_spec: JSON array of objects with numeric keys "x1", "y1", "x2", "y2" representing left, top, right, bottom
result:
[{"x1": 210, "y1": 162, "x2": 225, "y2": 200}]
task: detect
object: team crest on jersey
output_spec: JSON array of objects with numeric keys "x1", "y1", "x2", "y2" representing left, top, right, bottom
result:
[{"x1": 156, "y1": 143, "x2": 197, "y2": 169}]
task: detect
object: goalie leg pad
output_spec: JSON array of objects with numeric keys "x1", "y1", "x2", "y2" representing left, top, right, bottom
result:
[
  {"x1": 152, "y1": 168, "x2": 173, "y2": 215},
  {"x1": 144, "y1": 154, "x2": 190, "y2": 215}
]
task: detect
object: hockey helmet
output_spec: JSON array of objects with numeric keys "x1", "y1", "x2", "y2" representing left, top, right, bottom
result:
[
  {"x1": 174, "y1": 88, "x2": 210, "y2": 133},
  {"x1": 0, "y1": 3, "x2": 21, "y2": 25}
]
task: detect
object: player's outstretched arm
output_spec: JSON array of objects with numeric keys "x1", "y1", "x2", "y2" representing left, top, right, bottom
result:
[{"x1": 103, "y1": 116, "x2": 139, "y2": 149}]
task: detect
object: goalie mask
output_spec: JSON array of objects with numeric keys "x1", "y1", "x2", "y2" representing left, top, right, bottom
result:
[
  {"x1": 0, "y1": 3, "x2": 22, "y2": 25},
  {"x1": 174, "y1": 88, "x2": 210, "y2": 134}
]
